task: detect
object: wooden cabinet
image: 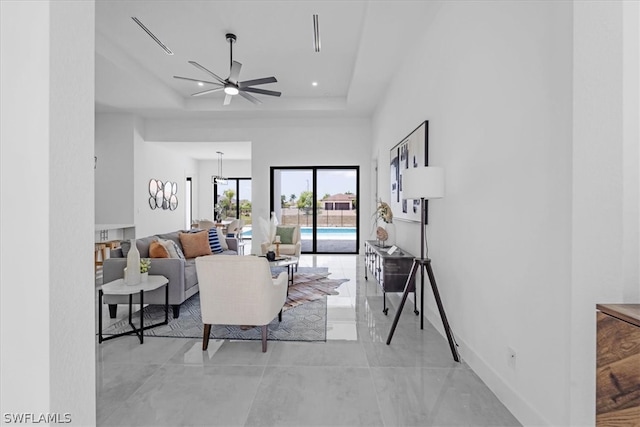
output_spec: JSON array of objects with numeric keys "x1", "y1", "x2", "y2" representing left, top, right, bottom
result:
[
  {"x1": 364, "y1": 240, "x2": 416, "y2": 315},
  {"x1": 596, "y1": 304, "x2": 640, "y2": 426}
]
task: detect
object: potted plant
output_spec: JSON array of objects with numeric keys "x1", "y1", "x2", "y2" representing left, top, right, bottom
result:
[{"x1": 140, "y1": 258, "x2": 151, "y2": 281}]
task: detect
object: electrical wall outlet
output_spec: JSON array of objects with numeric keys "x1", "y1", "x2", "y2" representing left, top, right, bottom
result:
[{"x1": 507, "y1": 346, "x2": 517, "y2": 369}]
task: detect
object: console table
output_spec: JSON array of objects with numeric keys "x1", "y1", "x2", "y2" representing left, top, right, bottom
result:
[
  {"x1": 596, "y1": 303, "x2": 640, "y2": 425},
  {"x1": 364, "y1": 240, "x2": 417, "y2": 315}
]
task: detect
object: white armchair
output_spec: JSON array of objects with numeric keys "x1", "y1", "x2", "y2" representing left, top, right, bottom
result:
[
  {"x1": 195, "y1": 255, "x2": 288, "y2": 352},
  {"x1": 195, "y1": 219, "x2": 216, "y2": 230},
  {"x1": 225, "y1": 218, "x2": 241, "y2": 237},
  {"x1": 260, "y1": 224, "x2": 302, "y2": 260}
]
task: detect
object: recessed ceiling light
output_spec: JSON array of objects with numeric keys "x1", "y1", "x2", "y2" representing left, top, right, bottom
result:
[
  {"x1": 312, "y1": 82, "x2": 318, "y2": 86},
  {"x1": 197, "y1": 82, "x2": 204, "y2": 86}
]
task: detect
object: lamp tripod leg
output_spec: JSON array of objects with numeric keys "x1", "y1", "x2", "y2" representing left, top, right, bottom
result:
[
  {"x1": 425, "y1": 261, "x2": 460, "y2": 362},
  {"x1": 386, "y1": 260, "x2": 419, "y2": 345}
]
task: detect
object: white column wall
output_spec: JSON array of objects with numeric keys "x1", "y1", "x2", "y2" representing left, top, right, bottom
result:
[
  {"x1": 49, "y1": 1, "x2": 96, "y2": 421},
  {"x1": 622, "y1": 0, "x2": 640, "y2": 303},
  {"x1": 571, "y1": 2, "x2": 639, "y2": 424},
  {"x1": 1, "y1": 1, "x2": 96, "y2": 424},
  {"x1": 372, "y1": 2, "x2": 573, "y2": 425},
  {"x1": 1, "y1": 0, "x2": 52, "y2": 417}
]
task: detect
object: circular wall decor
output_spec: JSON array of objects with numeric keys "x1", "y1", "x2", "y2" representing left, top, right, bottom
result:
[
  {"x1": 149, "y1": 179, "x2": 158, "y2": 197},
  {"x1": 148, "y1": 179, "x2": 179, "y2": 211}
]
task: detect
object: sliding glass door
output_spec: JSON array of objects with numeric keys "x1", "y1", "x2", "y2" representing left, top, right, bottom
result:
[
  {"x1": 271, "y1": 166, "x2": 359, "y2": 254},
  {"x1": 213, "y1": 178, "x2": 252, "y2": 228}
]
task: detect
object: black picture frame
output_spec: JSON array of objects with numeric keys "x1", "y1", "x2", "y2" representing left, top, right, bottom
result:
[{"x1": 389, "y1": 120, "x2": 429, "y2": 223}]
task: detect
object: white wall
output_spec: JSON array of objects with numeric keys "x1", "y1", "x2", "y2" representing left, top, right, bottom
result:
[
  {"x1": 95, "y1": 113, "x2": 135, "y2": 225},
  {"x1": 196, "y1": 158, "x2": 252, "y2": 221},
  {"x1": 96, "y1": 113, "x2": 198, "y2": 237},
  {"x1": 134, "y1": 124, "x2": 198, "y2": 237},
  {"x1": 146, "y1": 117, "x2": 372, "y2": 253},
  {"x1": 622, "y1": 0, "x2": 640, "y2": 303},
  {"x1": 571, "y1": 2, "x2": 640, "y2": 424},
  {"x1": 1, "y1": 1, "x2": 96, "y2": 424},
  {"x1": 373, "y1": 2, "x2": 573, "y2": 425}
]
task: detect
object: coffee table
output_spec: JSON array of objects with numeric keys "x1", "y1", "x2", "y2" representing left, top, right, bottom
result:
[
  {"x1": 98, "y1": 275, "x2": 168, "y2": 344},
  {"x1": 267, "y1": 255, "x2": 299, "y2": 286}
]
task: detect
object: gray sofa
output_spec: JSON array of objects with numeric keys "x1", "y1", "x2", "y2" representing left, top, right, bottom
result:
[{"x1": 102, "y1": 230, "x2": 239, "y2": 318}]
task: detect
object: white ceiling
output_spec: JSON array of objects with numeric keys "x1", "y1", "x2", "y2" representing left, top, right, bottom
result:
[{"x1": 95, "y1": 0, "x2": 441, "y2": 157}]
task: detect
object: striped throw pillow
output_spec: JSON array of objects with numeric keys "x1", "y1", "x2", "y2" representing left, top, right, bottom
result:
[{"x1": 208, "y1": 228, "x2": 224, "y2": 254}]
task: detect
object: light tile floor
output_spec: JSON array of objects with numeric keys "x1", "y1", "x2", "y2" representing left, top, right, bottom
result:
[{"x1": 96, "y1": 253, "x2": 521, "y2": 427}]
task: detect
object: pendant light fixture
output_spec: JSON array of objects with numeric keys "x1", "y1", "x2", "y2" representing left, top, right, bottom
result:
[{"x1": 211, "y1": 151, "x2": 228, "y2": 185}]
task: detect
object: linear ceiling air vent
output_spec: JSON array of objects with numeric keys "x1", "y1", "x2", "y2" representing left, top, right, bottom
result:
[
  {"x1": 313, "y1": 14, "x2": 321, "y2": 52},
  {"x1": 131, "y1": 17, "x2": 174, "y2": 55}
]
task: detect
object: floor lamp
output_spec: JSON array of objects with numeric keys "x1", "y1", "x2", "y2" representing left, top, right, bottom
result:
[{"x1": 386, "y1": 166, "x2": 460, "y2": 362}]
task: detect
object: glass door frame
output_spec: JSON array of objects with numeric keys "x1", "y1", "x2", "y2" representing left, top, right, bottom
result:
[
  {"x1": 269, "y1": 166, "x2": 360, "y2": 254},
  {"x1": 213, "y1": 177, "x2": 251, "y2": 220}
]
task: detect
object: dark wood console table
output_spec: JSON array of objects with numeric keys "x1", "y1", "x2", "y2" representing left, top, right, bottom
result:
[
  {"x1": 364, "y1": 240, "x2": 417, "y2": 315},
  {"x1": 596, "y1": 303, "x2": 640, "y2": 425}
]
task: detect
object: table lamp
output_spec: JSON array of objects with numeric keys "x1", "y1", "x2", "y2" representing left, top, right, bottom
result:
[{"x1": 386, "y1": 166, "x2": 459, "y2": 362}]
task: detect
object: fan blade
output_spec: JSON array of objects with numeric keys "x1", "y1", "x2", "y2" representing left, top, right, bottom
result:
[
  {"x1": 238, "y1": 90, "x2": 262, "y2": 104},
  {"x1": 239, "y1": 77, "x2": 277, "y2": 88},
  {"x1": 188, "y1": 61, "x2": 226, "y2": 84},
  {"x1": 228, "y1": 61, "x2": 242, "y2": 84},
  {"x1": 173, "y1": 75, "x2": 222, "y2": 86},
  {"x1": 241, "y1": 87, "x2": 281, "y2": 97},
  {"x1": 191, "y1": 87, "x2": 224, "y2": 97},
  {"x1": 223, "y1": 94, "x2": 233, "y2": 105}
]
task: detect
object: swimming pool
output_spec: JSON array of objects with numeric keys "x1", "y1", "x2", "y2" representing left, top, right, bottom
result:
[{"x1": 242, "y1": 226, "x2": 357, "y2": 240}]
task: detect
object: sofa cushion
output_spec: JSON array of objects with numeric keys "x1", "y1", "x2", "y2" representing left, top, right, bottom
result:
[
  {"x1": 149, "y1": 241, "x2": 170, "y2": 258},
  {"x1": 179, "y1": 231, "x2": 212, "y2": 258},
  {"x1": 159, "y1": 238, "x2": 185, "y2": 259},
  {"x1": 121, "y1": 236, "x2": 158, "y2": 258},
  {"x1": 276, "y1": 226, "x2": 296, "y2": 244},
  {"x1": 156, "y1": 231, "x2": 182, "y2": 248},
  {"x1": 208, "y1": 228, "x2": 224, "y2": 254},
  {"x1": 217, "y1": 227, "x2": 228, "y2": 250},
  {"x1": 184, "y1": 259, "x2": 198, "y2": 291}
]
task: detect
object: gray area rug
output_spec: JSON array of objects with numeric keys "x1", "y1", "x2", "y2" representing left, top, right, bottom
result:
[{"x1": 100, "y1": 267, "x2": 346, "y2": 342}]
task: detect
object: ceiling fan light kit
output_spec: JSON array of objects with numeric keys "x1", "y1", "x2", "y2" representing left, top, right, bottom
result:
[
  {"x1": 173, "y1": 33, "x2": 281, "y2": 105},
  {"x1": 224, "y1": 85, "x2": 239, "y2": 96}
]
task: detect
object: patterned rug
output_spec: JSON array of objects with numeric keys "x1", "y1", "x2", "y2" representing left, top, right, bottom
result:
[
  {"x1": 283, "y1": 271, "x2": 347, "y2": 310},
  {"x1": 100, "y1": 267, "x2": 348, "y2": 342}
]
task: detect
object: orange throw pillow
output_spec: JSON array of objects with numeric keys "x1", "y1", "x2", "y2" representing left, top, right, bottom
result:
[
  {"x1": 179, "y1": 231, "x2": 212, "y2": 259},
  {"x1": 149, "y1": 241, "x2": 170, "y2": 258}
]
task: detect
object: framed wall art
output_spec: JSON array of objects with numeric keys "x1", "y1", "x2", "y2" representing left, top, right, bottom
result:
[{"x1": 389, "y1": 120, "x2": 429, "y2": 222}]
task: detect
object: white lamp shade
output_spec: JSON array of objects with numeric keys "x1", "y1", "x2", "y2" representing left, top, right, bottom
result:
[{"x1": 402, "y1": 166, "x2": 445, "y2": 200}]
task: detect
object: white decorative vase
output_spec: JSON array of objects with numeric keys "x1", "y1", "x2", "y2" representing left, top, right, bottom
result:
[
  {"x1": 124, "y1": 239, "x2": 141, "y2": 285},
  {"x1": 384, "y1": 222, "x2": 395, "y2": 247},
  {"x1": 270, "y1": 211, "x2": 279, "y2": 242},
  {"x1": 141, "y1": 272, "x2": 148, "y2": 282}
]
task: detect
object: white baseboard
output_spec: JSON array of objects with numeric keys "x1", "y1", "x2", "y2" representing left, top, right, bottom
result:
[{"x1": 421, "y1": 305, "x2": 551, "y2": 426}]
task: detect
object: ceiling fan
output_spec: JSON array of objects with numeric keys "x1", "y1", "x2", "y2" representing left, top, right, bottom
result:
[{"x1": 173, "y1": 33, "x2": 281, "y2": 105}]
